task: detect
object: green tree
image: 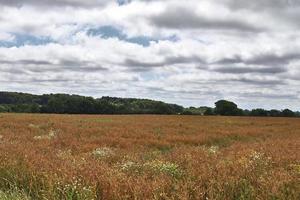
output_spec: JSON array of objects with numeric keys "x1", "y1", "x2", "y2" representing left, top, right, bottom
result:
[
  {"x1": 204, "y1": 107, "x2": 215, "y2": 115},
  {"x1": 250, "y1": 109, "x2": 269, "y2": 116},
  {"x1": 215, "y1": 100, "x2": 239, "y2": 116},
  {"x1": 269, "y1": 109, "x2": 281, "y2": 117},
  {"x1": 0, "y1": 105, "x2": 9, "y2": 112},
  {"x1": 281, "y1": 109, "x2": 295, "y2": 117}
]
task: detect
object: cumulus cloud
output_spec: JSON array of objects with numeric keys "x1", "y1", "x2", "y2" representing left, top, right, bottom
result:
[
  {"x1": 150, "y1": 5, "x2": 262, "y2": 32},
  {"x1": 0, "y1": 32, "x2": 15, "y2": 42},
  {"x1": 211, "y1": 65, "x2": 287, "y2": 74},
  {"x1": 0, "y1": 0, "x2": 113, "y2": 7},
  {"x1": 214, "y1": 53, "x2": 300, "y2": 66},
  {"x1": 0, "y1": 0, "x2": 299, "y2": 109}
]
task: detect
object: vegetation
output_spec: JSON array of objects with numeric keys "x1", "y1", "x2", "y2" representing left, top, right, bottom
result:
[
  {"x1": 0, "y1": 114, "x2": 299, "y2": 199},
  {"x1": 1, "y1": 92, "x2": 299, "y2": 117},
  {"x1": 214, "y1": 100, "x2": 244, "y2": 116},
  {"x1": 183, "y1": 100, "x2": 299, "y2": 117},
  {"x1": 0, "y1": 92, "x2": 183, "y2": 115}
]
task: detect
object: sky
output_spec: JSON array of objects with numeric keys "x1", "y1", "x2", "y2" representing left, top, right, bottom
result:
[{"x1": 0, "y1": 0, "x2": 300, "y2": 110}]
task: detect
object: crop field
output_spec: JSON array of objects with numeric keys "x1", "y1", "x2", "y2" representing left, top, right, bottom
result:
[{"x1": 0, "y1": 114, "x2": 299, "y2": 200}]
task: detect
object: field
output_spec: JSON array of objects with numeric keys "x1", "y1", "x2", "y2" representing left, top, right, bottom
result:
[{"x1": 0, "y1": 114, "x2": 299, "y2": 200}]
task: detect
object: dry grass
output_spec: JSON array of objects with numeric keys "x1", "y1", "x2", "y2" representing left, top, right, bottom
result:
[{"x1": 0, "y1": 114, "x2": 299, "y2": 199}]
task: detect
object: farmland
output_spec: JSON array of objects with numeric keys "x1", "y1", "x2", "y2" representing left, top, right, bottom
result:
[{"x1": 0, "y1": 114, "x2": 299, "y2": 200}]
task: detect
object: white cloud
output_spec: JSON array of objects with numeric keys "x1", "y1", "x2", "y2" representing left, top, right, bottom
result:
[
  {"x1": 0, "y1": 0, "x2": 300, "y2": 109},
  {"x1": 0, "y1": 32, "x2": 15, "y2": 42}
]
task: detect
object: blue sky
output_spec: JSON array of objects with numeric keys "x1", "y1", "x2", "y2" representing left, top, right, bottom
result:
[{"x1": 0, "y1": 0, "x2": 300, "y2": 110}]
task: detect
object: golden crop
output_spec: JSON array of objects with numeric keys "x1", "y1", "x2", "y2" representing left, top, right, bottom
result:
[{"x1": 0, "y1": 114, "x2": 299, "y2": 199}]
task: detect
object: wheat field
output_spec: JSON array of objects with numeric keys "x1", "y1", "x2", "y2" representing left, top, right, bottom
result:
[{"x1": 0, "y1": 114, "x2": 299, "y2": 199}]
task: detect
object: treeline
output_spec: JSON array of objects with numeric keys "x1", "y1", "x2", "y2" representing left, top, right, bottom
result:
[
  {"x1": 0, "y1": 92, "x2": 299, "y2": 117},
  {"x1": 0, "y1": 92, "x2": 183, "y2": 114},
  {"x1": 183, "y1": 100, "x2": 300, "y2": 117}
]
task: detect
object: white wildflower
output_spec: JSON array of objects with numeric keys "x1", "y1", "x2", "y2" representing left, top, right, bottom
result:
[
  {"x1": 249, "y1": 151, "x2": 264, "y2": 162},
  {"x1": 49, "y1": 130, "x2": 57, "y2": 137},
  {"x1": 92, "y1": 147, "x2": 114, "y2": 158},
  {"x1": 208, "y1": 146, "x2": 219, "y2": 154},
  {"x1": 145, "y1": 160, "x2": 182, "y2": 178},
  {"x1": 28, "y1": 124, "x2": 39, "y2": 128},
  {"x1": 33, "y1": 129, "x2": 57, "y2": 140}
]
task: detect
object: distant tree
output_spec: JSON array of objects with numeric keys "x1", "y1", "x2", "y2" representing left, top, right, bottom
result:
[
  {"x1": 1, "y1": 91, "x2": 299, "y2": 117},
  {"x1": 236, "y1": 108, "x2": 245, "y2": 116},
  {"x1": 214, "y1": 100, "x2": 240, "y2": 116},
  {"x1": 45, "y1": 96, "x2": 66, "y2": 113},
  {"x1": 204, "y1": 107, "x2": 215, "y2": 115},
  {"x1": 153, "y1": 102, "x2": 173, "y2": 114},
  {"x1": 182, "y1": 107, "x2": 204, "y2": 115},
  {"x1": 269, "y1": 109, "x2": 281, "y2": 117},
  {"x1": 181, "y1": 110, "x2": 193, "y2": 115},
  {"x1": 243, "y1": 109, "x2": 251, "y2": 116},
  {"x1": 281, "y1": 109, "x2": 295, "y2": 117},
  {"x1": 29, "y1": 103, "x2": 40, "y2": 113},
  {"x1": 250, "y1": 109, "x2": 269, "y2": 116},
  {"x1": 0, "y1": 105, "x2": 9, "y2": 112},
  {"x1": 95, "y1": 99, "x2": 115, "y2": 114}
]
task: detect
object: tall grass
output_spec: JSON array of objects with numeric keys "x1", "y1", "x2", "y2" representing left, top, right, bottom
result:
[{"x1": 0, "y1": 114, "x2": 299, "y2": 199}]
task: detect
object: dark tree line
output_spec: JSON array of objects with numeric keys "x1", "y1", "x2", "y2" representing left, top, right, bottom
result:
[
  {"x1": 0, "y1": 92, "x2": 299, "y2": 117},
  {"x1": 184, "y1": 100, "x2": 299, "y2": 117},
  {"x1": 0, "y1": 92, "x2": 183, "y2": 114}
]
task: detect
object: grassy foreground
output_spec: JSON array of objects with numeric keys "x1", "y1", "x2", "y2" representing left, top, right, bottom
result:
[{"x1": 0, "y1": 114, "x2": 299, "y2": 199}]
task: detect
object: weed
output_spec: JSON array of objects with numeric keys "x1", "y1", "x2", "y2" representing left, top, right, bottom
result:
[
  {"x1": 144, "y1": 160, "x2": 183, "y2": 178},
  {"x1": 119, "y1": 161, "x2": 143, "y2": 174},
  {"x1": 153, "y1": 127, "x2": 163, "y2": 138},
  {"x1": 0, "y1": 189, "x2": 30, "y2": 200},
  {"x1": 207, "y1": 146, "x2": 219, "y2": 154},
  {"x1": 28, "y1": 124, "x2": 39, "y2": 129},
  {"x1": 0, "y1": 114, "x2": 299, "y2": 199},
  {"x1": 33, "y1": 130, "x2": 57, "y2": 140},
  {"x1": 92, "y1": 147, "x2": 115, "y2": 159}
]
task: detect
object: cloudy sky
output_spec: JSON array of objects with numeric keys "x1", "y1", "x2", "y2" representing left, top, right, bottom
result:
[{"x1": 0, "y1": 0, "x2": 300, "y2": 110}]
